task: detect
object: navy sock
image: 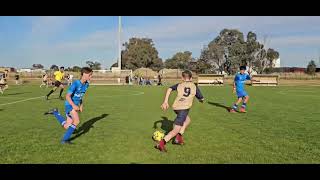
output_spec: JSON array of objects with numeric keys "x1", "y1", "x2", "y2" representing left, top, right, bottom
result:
[
  {"x1": 47, "y1": 90, "x2": 54, "y2": 97},
  {"x1": 53, "y1": 111, "x2": 66, "y2": 126},
  {"x1": 59, "y1": 89, "x2": 64, "y2": 97},
  {"x1": 232, "y1": 104, "x2": 238, "y2": 110},
  {"x1": 242, "y1": 103, "x2": 247, "y2": 109},
  {"x1": 62, "y1": 124, "x2": 76, "y2": 142}
]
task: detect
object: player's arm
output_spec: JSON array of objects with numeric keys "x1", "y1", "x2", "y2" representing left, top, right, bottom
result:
[
  {"x1": 65, "y1": 83, "x2": 79, "y2": 111},
  {"x1": 79, "y1": 100, "x2": 83, "y2": 112},
  {"x1": 195, "y1": 86, "x2": 205, "y2": 103},
  {"x1": 247, "y1": 74, "x2": 260, "y2": 82},
  {"x1": 233, "y1": 77, "x2": 236, "y2": 93},
  {"x1": 161, "y1": 84, "x2": 178, "y2": 111}
]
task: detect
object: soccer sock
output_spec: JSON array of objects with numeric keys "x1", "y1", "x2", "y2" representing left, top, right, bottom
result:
[
  {"x1": 62, "y1": 124, "x2": 76, "y2": 142},
  {"x1": 241, "y1": 103, "x2": 247, "y2": 109},
  {"x1": 59, "y1": 89, "x2": 64, "y2": 97},
  {"x1": 53, "y1": 111, "x2": 66, "y2": 126},
  {"x1": 47, "y1": 90, "x2": 54, "y2": 97},
  {"x1": 162, "y1": 139, "x2": 167, "y2": 144},
  {"x1": 232, "y1": 104, "x2": 238, "y2": 110}
]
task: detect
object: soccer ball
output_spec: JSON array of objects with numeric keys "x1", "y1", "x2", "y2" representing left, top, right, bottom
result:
[{"x1": 152, "y1": 130, "x2": 165, "y2": 142}]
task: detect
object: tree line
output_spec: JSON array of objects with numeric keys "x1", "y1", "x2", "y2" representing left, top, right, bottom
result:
[{"x1": 32, "y1": 28, "x2": 318, "y2": 74}]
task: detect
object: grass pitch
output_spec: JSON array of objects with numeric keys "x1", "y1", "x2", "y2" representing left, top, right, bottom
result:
[{"x1": 0, "y1": 84, "x2": 320, "y2": 163}]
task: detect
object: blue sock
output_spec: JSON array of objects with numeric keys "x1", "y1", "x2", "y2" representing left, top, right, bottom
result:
[
  {"x1": 53, "y1": 111, "x2": 66, "y2": 126},
  {"x1": 241, "y1": 103, "x2": 247, "y2": 109},
  {"x1": 62, "y1": 124, "x2": 76, "y2": 142},
  {"x1": 232, "y1": 104, "x2": 238, "y2": 110}
]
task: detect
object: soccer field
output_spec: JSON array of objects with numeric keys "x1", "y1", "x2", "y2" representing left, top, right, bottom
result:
[{"x1": 1, "y1": 84, "x2": 320, "y2": 163}]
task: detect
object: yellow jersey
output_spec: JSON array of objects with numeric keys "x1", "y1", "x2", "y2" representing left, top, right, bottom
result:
[{"x1": 54, "y1": 71, "x2": 64, "y2": 82}]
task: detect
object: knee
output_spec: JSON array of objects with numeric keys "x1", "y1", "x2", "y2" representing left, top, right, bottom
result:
[{"x1": 73, "y1": 119, "x2": 80, "y2": 126}]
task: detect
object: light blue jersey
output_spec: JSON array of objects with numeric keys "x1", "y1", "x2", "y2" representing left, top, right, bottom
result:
[
  {"x1": 234, "y1": 72, "x2": 251, "y2": 98},
  {"x1": 65, "y1": 80, "x2": 89, "y2": 108}
]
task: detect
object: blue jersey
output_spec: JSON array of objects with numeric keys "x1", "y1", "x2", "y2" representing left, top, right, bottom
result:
[
  {"x1": 234, "y1": 73, "x2": 251, "y2": 93},
  {"x1": 65, "y1": 80, "x2": 89, "y2": 107}
]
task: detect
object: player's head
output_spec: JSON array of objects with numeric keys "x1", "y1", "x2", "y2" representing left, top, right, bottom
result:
[
  {"x1": 240, "y1": 66, "x2": 246, "y2": 74},
  {"x1": 182, "y1": 70, "x2": 192, "y2": 81},
  {"x1": 60, "y1": 66, "x2": 64, "y2": 72},
  {"x1": 81, "y1": 67, "x2": 93, "y2": 81}
]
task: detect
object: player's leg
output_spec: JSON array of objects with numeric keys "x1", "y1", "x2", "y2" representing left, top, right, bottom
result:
[
  {"x1": 156, "y1": 110, "x2": 187, "y2": 151},
  {"x1": 174, "y1": 115, "x2": 191, "y2": 144},
  {"x1": 59, "y1": 84, "x2": 64, "y2": 99},
  {"x1": 45, "y1": 108, "x2": 67, "y2": 127},
  {"x1": 46, "y1": 85, "x2": 58, "y2": 99},
  {"x1": 61, "y1": 109, "x2": 79, "y2": 144},
  {"x1": 230, "y1": 97, "x2": 242, "y2": 112},
  {"x1": 40, "y1": 81, "x2": 45, "y2": 88},
  {"x1": 240, "y1": 95, "x2": 249, "y2": 113}
]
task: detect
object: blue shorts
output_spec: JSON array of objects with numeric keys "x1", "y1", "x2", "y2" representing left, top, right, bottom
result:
[
  {"x1": 237, "y1": 91, "x2": 248, "y2": 99},
  {"x1": 173, "y1": 109, "x2": 189, "y2": 126},
  {"x1": 65, "y1": 105, "x2": 73, "y2": 119}
]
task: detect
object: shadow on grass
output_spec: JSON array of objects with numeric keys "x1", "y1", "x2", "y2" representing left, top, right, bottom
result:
[
  {"x1": 153, "y1": 116, "x2": 173, "y2": 134},
  {"x1": 208, "y1": 101, "x2": 231, "y2": 112},
  {"x1": 69, "y1": 113, "x2": 109, "y2": 141}
]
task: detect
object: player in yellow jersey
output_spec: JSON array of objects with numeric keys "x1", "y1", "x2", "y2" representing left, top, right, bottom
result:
[
  {"x1": 45, "y1": 67, "x2": 65, "y2": 100},
  {"x1": 156, "y1": 70, "x2": 204, "y2": 152}
]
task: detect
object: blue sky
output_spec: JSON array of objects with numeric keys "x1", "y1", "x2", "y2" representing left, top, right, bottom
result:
[{"x1": 1, "y1": 16, "x2": 320, "y2": 69}]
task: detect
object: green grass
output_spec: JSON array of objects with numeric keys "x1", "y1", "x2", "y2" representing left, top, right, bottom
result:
[{"x1": 0, "y1": 84, "x2": 320, "y2": 163}]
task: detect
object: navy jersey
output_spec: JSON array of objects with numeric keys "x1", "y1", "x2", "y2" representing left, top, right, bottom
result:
[{"x1": 65, "y1": 80, "x2": 89, "y2": 106}]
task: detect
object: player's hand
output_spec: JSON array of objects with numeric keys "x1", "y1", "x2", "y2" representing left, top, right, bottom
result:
[
  {"x1": 79, "y1": 105, "x2": 83, "y2": 112},
  {"x1": 72, "y1": 105, "x2": 80, "y2": 111},
  {"x1": 161, "y1": 102, "x2": 169, "y2": 111},
  {"x1": 233, "y1": 88, "x2": 236, "y2": 94}
]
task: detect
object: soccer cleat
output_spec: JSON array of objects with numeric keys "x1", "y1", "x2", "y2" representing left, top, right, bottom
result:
[
  {"x1": 155, "y1": 140, "x2": 167, "y2": 152},
  {"x1": 173, "y1": 134, "x2": 184, "y2": 145},
  {"x1": 45, "y1": 95, "x2": 49, "y2": 100},
  {"x1": 229, "y1": 109, "x2": 237, "y2": 113},
  {"x1": 59, "y1": 96, "x2": 64, "y2": 100},
  {"x1": 61, "y1": 140, "x2": 74, "y2": 145},
  {"x1": 44, "y1": 108, "x2": 58, "y2": 115},
  {"x1": 239, "y1": 107, "x2": 247, "y2": 113}
]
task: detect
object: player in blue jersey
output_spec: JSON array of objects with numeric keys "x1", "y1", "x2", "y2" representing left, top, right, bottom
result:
[
  {"x1": 44, "y1": 67, "x2": 93, "y2": 144},
  {"x1": 230, "y1": 66, "x2": 259, "y2": 113}
]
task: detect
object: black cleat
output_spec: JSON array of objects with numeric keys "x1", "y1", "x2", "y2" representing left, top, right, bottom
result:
[
  {"x1": 44, "y1": 108, "x2": 58, "y2": 115},
  {"x1": 59, "y1": 96, "x2": 64, "y2": 100}
]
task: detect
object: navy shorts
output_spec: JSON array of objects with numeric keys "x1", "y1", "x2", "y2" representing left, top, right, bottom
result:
[
  {"x1": 65, "y1": 105, "x2": 73, "y2": 119},
  {"x1": 237, "y1": 90, "x2": 248, "y2": 99},
  {"x1": 173, "y1": 109, "x2": 189, "y2": 126}
]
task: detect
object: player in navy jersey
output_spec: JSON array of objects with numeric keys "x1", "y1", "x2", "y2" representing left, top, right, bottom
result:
[{"x1": 44, "y1": 67, "x2": 93, "y2": 144}]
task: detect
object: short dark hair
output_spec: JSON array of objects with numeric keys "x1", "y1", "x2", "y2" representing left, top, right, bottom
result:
[
  {"x1": 81, "y1": 67, "x2": 93, "y2": 76},
  {"x1": 60, "y1": 66, "x2": 64, "y2": 70},
  {"x1": 182, "y1": 70, "x2": 192, "y2": 79},
  {"x1": 240, "y1": 66, "x2": 246, "y2": 70}
]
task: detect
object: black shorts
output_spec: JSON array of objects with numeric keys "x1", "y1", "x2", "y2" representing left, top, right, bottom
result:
[
  {"x1": 54, "y1": 81, "x2": 62, "y2": 87},
  {"x1": 173, "y1": 109, "x2": 189, "y2": 126},
  {"x1": 43, "y1": 80, "x2": 47, "y2": 83}
]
